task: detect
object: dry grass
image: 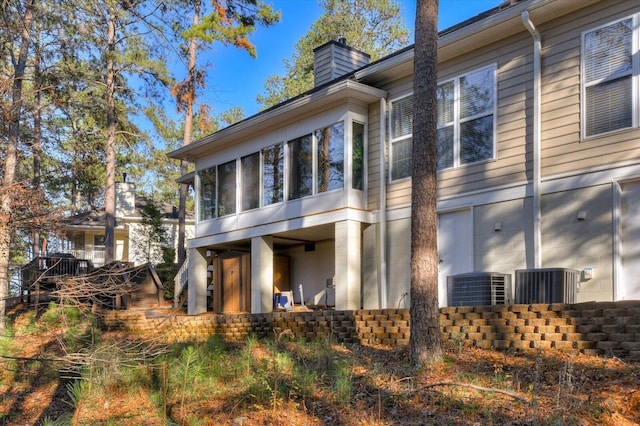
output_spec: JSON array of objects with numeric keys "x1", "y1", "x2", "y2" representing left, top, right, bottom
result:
[{"x1": 1, "y1": 303, "x2": 639, "y2": 425}]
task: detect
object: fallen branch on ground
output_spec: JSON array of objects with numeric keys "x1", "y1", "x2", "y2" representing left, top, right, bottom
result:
[{"x1": 411, "y1": 381, "x2": 530, "y2": 403}]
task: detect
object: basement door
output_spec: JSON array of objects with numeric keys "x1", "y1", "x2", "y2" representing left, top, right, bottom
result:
[
  {"x1": 619, "y1": 180, "x2": 640, "y2": 300},
  {"x1": 222, "y1": 257, "x2": 241, "y2": 312},
  {"x1": 438, "y1": 209, "x2": 473, "y2": 307}
]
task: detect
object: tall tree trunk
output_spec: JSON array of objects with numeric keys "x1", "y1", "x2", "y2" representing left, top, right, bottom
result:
[
  {"x1": 0, "y1": 0, "x2": 35, "y2": 331},
  {"x1": 104, "y1": 4, "x2": 117, "y2": 264},
  {"x1": 178, "y1": 1, "x2": 201, "y2": 266},
  {"x1": 33, "y1": 33, "x2": 43, "y2": 310},
  {"x1": 409, "y1": 0, "x2": 443, "y2": 366}
]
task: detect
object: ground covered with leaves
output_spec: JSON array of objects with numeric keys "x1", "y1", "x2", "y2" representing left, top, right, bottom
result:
[{"x1": 1, "y1": 303, "x2": 639, "y2": 425}]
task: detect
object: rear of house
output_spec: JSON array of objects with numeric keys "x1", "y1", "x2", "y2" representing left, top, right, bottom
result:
[{"x1": 170, "y1": 0, "x2": 640, "y2": 315}]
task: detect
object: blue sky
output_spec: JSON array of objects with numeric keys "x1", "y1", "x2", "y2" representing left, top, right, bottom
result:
[{"x1": 195, "y1": 0, "x2": 503, "y2": 119}]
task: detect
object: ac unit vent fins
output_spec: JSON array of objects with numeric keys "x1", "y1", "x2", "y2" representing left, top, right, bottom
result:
[
  {"x1": 514, "y1": 268, "x2": 580, "y2": 304},
  {"x1": 447, "y1": 272, "x2": 512, "y2": 307}
]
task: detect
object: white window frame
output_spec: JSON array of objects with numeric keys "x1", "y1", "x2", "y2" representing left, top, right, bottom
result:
[
  {"x1": 388, "y1": 94, "x2": 414, "y2": 182},
  {"x1": 437, "y1": 63, "x2": 497, "y2": 170},
  {"x1": 388, "y1": 64, "x2": 497, "y2": 180},
  {"x1": 581, "y1": 14, "x2": 639, "y2": 139}
]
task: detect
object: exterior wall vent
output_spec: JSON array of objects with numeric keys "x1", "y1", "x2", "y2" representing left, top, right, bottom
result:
[
  {"x1": 514, "y1": 268, "x2": 580, "y2": 304},
  {"x1": 447, "y1": 272, "x2": 512, "y2": 306},
  {"x1": 313, "y1": 39, "x2": 370, "y2": 87}
]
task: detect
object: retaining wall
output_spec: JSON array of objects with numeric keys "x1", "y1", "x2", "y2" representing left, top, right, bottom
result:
[{"x1": 101, "y1": 300, "x2": 640, "y2": 358}]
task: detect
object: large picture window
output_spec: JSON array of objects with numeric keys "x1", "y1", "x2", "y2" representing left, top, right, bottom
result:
[
  {"x1": 198, "y1": 166, "x2": 216, "y2": 221},
  {"x1": 288, "y1": 134, "x2": 313, "y2": 200},
  {"x1": 263, "y1": 143, "x2": 284, "y2": 206},
  {"x1": 583, "y1": 17, "x2": 634, "y2": 137},
  {"x1": 316, "y1": 122, "x2": 344, "y2": 193}
]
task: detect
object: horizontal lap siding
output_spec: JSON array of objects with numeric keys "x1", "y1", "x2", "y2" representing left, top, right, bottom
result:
[
  {"x1": 367, "y1": 101, "x2": 382, "y2": 211},
  {"x1": 437, "y1": 36, "x2": 531, "y2": 199},
  {"x1": 541, "y1": 0, "x2": 640, "y2": 178},
  {"x1": 381, "y1": 35, "x2": 532, "y2": 206}
]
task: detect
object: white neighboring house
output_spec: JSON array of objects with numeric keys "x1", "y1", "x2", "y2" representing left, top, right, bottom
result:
[
  {"x1": 59, "y1": 182, "x2": 194, "y2": 266},
  {"x1": 170, "y1": 0, "x2": 640, "y2": 316}
]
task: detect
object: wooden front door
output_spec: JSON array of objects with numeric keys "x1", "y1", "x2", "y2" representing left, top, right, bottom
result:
[
  {"x1": 213, "y1": 252, "x2": 251, "y2": 313},
  {"x1": 221, "y1": 257, "x2": 241, "y2": 312}
]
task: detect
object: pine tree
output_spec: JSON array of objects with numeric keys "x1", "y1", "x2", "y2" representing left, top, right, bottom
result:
[
  {"x1": 410, "y1": 0, "x2": 443, "y2": 366},
  {"x1": 172, "y1": 0, "x2": 280, "y2": 264}
]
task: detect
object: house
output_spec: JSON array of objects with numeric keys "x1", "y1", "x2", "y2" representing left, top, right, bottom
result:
[
  {"x1": 58, "y1": 181, "x2": 194, "y2": 267},
  {"x1": 169, "y1": 0, "x2": 640, "y2": 316}
]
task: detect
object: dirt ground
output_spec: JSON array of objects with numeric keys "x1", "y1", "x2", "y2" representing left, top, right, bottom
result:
[{"x1": 1, "y1": 303, "x2": 639, "y2": 425}]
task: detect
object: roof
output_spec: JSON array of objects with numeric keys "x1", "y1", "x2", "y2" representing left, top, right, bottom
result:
[
  {"x1": 168, "y1": 0, "x2": 602, "y2": 162},
  {"x1": 65, "y1": 195, "x2": 193, "y2": 228}
]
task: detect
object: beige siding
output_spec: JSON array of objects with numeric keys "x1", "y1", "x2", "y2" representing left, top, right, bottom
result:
[
  {"x1": 380, "y1": 32, "x2": 533, "y2": 207},
  {"x1": 540, "y1": 184, "x2": 613, "y2": 302},
  {"x1": 540, "y1": 0, "x2": 640, "y2": 178},
  {"x1": 367, "y1": 101, "x2": 382, "y2": 210},
  {"x1": 474, "y1": 198, "x2": 534, "y2": 274}
]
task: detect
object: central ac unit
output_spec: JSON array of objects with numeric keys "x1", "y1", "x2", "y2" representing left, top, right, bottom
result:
[
  {"x1": 447, "y1": 272, "x2": 512, "y2": 307},
  {"x1": 514, "y1": 268, "x2": 580, "y2": 304}
]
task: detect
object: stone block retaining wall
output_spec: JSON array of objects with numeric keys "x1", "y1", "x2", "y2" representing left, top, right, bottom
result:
[{"x1": 101, "y1": 300, "x2": 640, "y2": 358}]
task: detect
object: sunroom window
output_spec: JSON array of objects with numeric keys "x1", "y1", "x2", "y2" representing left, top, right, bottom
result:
[
  {"x1": 262, "y1": 143, "x2": 284, "y2": 206},
  {"x1": 198, "y1": 166, "x2": 216, "y2": 221},
  {"x1": 241, "y1": 152, "x2": 260, "y2": 211},
  {"x1": 352, "y1": 121, "x2": 365, "y2": 191},
  {"x1": 583, "y1": 17, "x2": 634, "y2": 137},
  {"x1": 288, "y1": 134, "x2": 313, "y2": 200},
  {"x1": 316, "y1": 122, "x2": 344, "y2": 193},
  {"x1": 217, "y1": 160, "x2": 236, "y2": 216}
]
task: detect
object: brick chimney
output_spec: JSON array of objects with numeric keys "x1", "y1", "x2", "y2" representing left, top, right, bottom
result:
[{"x1": 313, "y1": 38, "x2": 370, "y2": 87}]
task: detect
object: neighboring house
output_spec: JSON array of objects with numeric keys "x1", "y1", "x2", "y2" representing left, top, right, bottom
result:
[
  {"x1": 59, "y1": 181, "x2": 194, "y2": 266},
  {"x1": 169, "y1": 0, "x2": 640, "y2": 316}
]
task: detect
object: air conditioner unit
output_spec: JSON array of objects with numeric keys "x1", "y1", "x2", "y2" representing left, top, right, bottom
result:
[
  {"x1": 514, "y1": 268, "x2": 580, "y2": 304},
  {"x1": 447, "y1": 272, "x2": 512, "y2": 307}
]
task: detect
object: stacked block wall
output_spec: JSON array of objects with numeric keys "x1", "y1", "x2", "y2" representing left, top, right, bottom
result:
[{"x1": 102, "y1": 301, "x2": 640, "y2": 358}]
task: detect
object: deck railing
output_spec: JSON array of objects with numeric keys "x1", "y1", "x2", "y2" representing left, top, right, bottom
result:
[
  {"x1": 174, "y1": 255, "x2": 189, "y2": 308},
  {"x1": 20, "y1": 256, "x2": 94, "y2": 296},
  {"x1": 65, "y1": 249, "x2": 106, "y2": 267}
]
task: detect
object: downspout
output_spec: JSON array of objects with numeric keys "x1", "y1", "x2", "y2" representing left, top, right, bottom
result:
[
  {"x1": 522, "y1": 11, "x2": 542, "y2": 269},
  {"x1": 379, "y1": 97, "x2": 388, "y2": 308}
]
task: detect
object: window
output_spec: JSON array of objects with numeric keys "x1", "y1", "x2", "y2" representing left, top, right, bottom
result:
[
  {"x1": 390, "y1": 95, "x2": 413, "y2": 180},
  {"x1": 316, "y1": 122, "x2": 344, "y2": 193},
  {"x1": 389, "y1": 65, "x2": 496, "y2": 179},
  {"x1": 352, "y1": 121, "x2": 365, "y2": 190},
  {"x1": 217, "y1": 160, "x2": 236, "y2": 216},
  {"x1": 198, "y1": 166, "x2": 216, "y2": 220},
  {"x1": 583, "y1": 17, "x2": 634, "y2": 137},
  {"x1": 263, "y1": 143, "x2": 284, "y2": 206},
  {"x1": 94, "y1": 235, "x2": 106, "y2": 250},
  {"x1": 241, "y1": 152, "x2": 260, "y2": 211},
  {"x1": 288, "y1": 134, "x2": 313, "y2": 200},
  {"x1": 438, "y1": 65, "x2": 495, "y2": 169}
]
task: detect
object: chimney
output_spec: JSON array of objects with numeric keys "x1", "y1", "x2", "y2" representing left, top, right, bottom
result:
[
  {"x1": 115, "y1": 181, "x2": 136, "y2": 217},
  {"x1": 313, "y1": 38, "x2": 370, "y2": 87}
]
